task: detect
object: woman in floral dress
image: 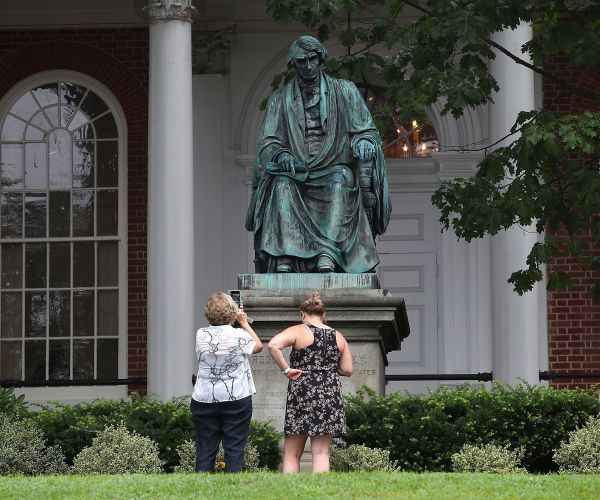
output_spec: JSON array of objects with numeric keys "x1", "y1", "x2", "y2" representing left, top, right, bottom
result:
[{"x1": 268, "y1": 292, "x2": 353, "y2": 473}]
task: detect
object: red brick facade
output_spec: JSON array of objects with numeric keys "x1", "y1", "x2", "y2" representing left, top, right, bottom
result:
[
  {"x1": 544, "y1": 56, "x2": 600, "y2": 389},
  {"x1": 0, "y1": 29, "x2": 149, "y2": 391}
]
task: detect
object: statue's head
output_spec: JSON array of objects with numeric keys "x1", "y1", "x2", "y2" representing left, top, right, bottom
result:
[{"x1": 287, "y1": 36, "x2": 328, "y2": 83}]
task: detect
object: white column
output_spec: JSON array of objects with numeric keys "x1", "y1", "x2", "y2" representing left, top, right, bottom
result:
[
  {"x1": 147, "y1": 1, "x2": 195, "y2": 399},
  {"x1": 435, "y1": 153, "x2": 493, "y2": 378},
  {"x1": 489, "y1": 25, "x2": 540, "y2": 384}
]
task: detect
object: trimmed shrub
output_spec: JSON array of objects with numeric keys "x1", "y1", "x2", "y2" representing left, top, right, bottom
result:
[
  {"x1": 248, "y1": 419, "x2": 282, "y2": 470},
  {"x1": 344, "y1": 383, "x2": 600, "y2": 472},
  {"x1": 71, "y1": 425, "x2": 163, "y2": 474},
  {"x1": 174, "y1": 440, "x2": 264, "y2": 472},
  {"x1": 330, "y1": 444, "x2": 399, "y2": 472},
  {"x1": 451, "y1": 443, "x2": 526, "y2": 473},
  {"x1": 554, "y1": 414, "x2": 600, "y2": 473},
  {"x1": 0, "y1": 416, "x2": 67, "y2": 475},
  {"x1": 30, "y1": 394, "x2": 282, "y2": 471}
]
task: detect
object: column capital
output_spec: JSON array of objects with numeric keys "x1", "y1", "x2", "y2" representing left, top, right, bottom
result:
[{"x1": 145, "y1": 1, "x2": 196, "y2": 23}]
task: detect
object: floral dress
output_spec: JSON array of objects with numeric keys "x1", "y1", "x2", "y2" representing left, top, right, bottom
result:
[{"x1": 284, "y1": 323, "x2": 347, "y2": 436}]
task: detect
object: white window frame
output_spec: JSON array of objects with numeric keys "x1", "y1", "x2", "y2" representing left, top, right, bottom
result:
[{"x1": 0, "y1": 70, "x2": 128, "y2": 403}]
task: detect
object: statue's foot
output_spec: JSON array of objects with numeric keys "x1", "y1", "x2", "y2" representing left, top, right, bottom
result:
[
  {"x1": 276, "y1": 263, "x2": 293, "y2": 273},
  {"x1": 317, "y1": 254, "x2": 335, "y2": 273}
]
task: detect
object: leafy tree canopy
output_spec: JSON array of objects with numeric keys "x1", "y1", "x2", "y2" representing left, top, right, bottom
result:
[{"x1": 266, "y1": 0, "x2": 600, "y2": 299}]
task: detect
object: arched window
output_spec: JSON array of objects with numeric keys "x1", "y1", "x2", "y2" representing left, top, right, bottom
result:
[
  {"x1": 359, "y1": 84, "x2": 439, "y2": 158},
  {"x1": 0, "y1": 76, "x2": 124, "y2": 384}
]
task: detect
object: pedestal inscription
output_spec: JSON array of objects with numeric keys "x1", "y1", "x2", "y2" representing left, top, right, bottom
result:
[{"x1": 250, "y1": 343, "x2": 384, "y2": 431}]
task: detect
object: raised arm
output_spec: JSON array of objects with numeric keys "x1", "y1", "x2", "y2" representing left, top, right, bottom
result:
[
  {"x1": 268, "y1": 325, "x2": 303, "y2": 381},
  {"x1": 336, "y1": 332, "x2": 353, "y2": 377},
  {"x1": 236, "y1": 310, "x2": 262, "y2": 353}
]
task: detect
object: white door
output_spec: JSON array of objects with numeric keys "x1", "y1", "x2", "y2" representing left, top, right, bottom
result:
[
  {"x1": 376, "y1": 189, "x2": 442, "y2": 394},
  {"x1": 378, "y1": 252, "x2": 439, "y2": 393}
]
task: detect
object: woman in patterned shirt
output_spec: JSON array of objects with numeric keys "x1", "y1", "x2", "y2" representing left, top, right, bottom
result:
[{"x1": 190, "y1": 292, "x2": 262, "y2": 472}]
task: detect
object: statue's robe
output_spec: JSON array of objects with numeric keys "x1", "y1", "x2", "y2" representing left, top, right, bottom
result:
[{"x1": 245, "y1": 73, "x2": 391, "y2": 273}]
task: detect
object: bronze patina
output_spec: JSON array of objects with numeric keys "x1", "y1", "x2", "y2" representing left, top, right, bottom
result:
[{"x1": 245, "y1": 36, "x2": 391, "y2": 273}]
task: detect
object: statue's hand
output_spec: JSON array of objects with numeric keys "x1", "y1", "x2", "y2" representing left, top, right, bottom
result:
[
  {"x1": 276, "y1": 152, "x2": 296, "y2": 175},
  {"x1": 354, "y1": 139, "x2": 376, "y2": 161}
]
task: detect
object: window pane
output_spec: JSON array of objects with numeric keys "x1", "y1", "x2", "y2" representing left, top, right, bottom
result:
[
  {"x1": 9, "y1": 91, "x2": 38, "y2": 121},
  {"x1": 25, "y1": 192, "x2": 47, "y2": 238},
  {"x1": 25, "y1": 291, "x2": 46, "y2": 337},
  {"x1": 60, "y1": 83, "x2": 86, "y2": 108},
  {"x1": 1, "y1": 192, "x2": 23, "y2": 238},
  {"x1": 1, "y1": 144, "x2": 23, "y2": 190},
  {"x1": 72, "y1": 190, "x2": 94, "y2": 236},
  {"x1": 73, "y1": 290, "x2": 94, "y2": 337},
  {"x1": 73, "y1": 242, "x2": 94, "y2": 287},
  {"x1": 98, "y1": 290, "x2": 118, "y2": 336},
  {"x1": 97, "y1": 141, "x2": 118, "y2": 187},
  {"x1": 48, "y1": 191, "x2": 70, "y2": 237},
  {"x1": 48, "y1": 129, "x2": 72, "y2": 189},
  {"x1": 0, "y1": 341, "x2": 22, "y2": 379},
  {"x1": 94, "y1": 113, "x2": 117, "y2": 139},
  {"x1": 25, "y1": 126, "x2": 45, "y2": 141},
  {"x1": 30, "y1": 111, "x2": 51, "y2": 131},
  {"x1": 25, "y1": 339, "x2": 45, "y2": 380},
  {"x1": 49, "y1": 242, "x2": 70, "y2": 288},
  {"x1": 45, "y1": 105, "x2": 60, "y2": 128},
  {"x1": 68, "y1": 111, "x2": 91, "y2": 133},
  {"x1": 32, "y1": 83, "x2": 59, "y2": 107},
  {"x1": 1, "y1": 114, "x2": 26, "y2": 141},
  {"x1": 49, "y1": 339, "x2": 70, "y2": 380},
  {"x1": 49, "y1": 291, "x2": 70, "y2": 337},
  {"x1": 72, "y1": 141, "x2": 94, "y2": 188},
  {"x1": 79, "y1": 91, "x2": 108, "y2": 119},
  {"x1": 1, "y1": 292, "x2": 22, "y2": 338},
  {"x1": 97, "y1": 190, "x2": 118, "y2": 235},
  {"x1": 73, "y1": 338, "x2": 94, "y2": 379},
  {"x1": 60, "y1": 106, "x2": 76, "y2": 129},
  {"x1": 1, "y1": 243, "x2": 22, "y2": 288},
  {"x1": 97, "y1": 242, "x2": 118, "y2": 287},
  {"x1": 25, "y1": 142, "x2": 48, "y2": 189},
  {"x1": 97, "y1": 338, "x2": 118, "y2": 380},
  {"x1": 25, "y1": 242, "x2": 46, "y2": 288}
]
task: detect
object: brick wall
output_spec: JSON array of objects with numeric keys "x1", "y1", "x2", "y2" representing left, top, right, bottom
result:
[
  {"x1": 0, "y1": 29, "x2": 149, "y2": 392},
  {"x1": 544, "y1": 58, "x2": 600, "y2": 389}
]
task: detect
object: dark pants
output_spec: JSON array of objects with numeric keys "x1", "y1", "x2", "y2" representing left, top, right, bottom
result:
[{"x1": 189, "y1": 396, "x2": 253, "y2": 473}]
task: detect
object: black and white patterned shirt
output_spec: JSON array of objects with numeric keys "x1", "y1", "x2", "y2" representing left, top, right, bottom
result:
[{"x1": 191, "y1": 324, "x2": 257, "y2": 403}]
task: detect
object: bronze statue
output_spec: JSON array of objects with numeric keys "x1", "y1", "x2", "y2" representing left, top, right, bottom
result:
[{"x1": 245, "y1": 35, "x2": 391, "y2": 273}]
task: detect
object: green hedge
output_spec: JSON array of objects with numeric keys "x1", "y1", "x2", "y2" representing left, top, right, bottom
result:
[
  {"x1": 344, "y1": 383, "x2": 600, "y2": 472},
  {"x1": 29, "y1": 394, "x2": 281, "y2": 471}
]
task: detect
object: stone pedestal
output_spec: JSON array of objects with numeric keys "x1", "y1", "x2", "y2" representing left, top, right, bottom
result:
[{"x1": 239, "y1": 273, "x2": 410, "y2": 430}]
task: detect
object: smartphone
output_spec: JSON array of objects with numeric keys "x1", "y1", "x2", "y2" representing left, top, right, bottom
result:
[
  {"x1": 228, "y1": 289, "x2": 242, "y2": 307},
  {"x1": 228, "y1": 289, "x2": 253, "y2": 324}
]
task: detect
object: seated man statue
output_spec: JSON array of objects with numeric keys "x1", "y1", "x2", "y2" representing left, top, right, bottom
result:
[{"x1": 245, "y1": 35, "x2": 391, "y2": 273}]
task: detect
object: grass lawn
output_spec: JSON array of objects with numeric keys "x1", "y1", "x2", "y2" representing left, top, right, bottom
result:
[{"x1": 1, "y1": 472, "x2": 599, "y2": 499}]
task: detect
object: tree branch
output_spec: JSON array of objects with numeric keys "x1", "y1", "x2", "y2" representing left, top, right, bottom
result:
[{"x1": 403, "y1": 0, "x2": 600, "y2": 102}]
